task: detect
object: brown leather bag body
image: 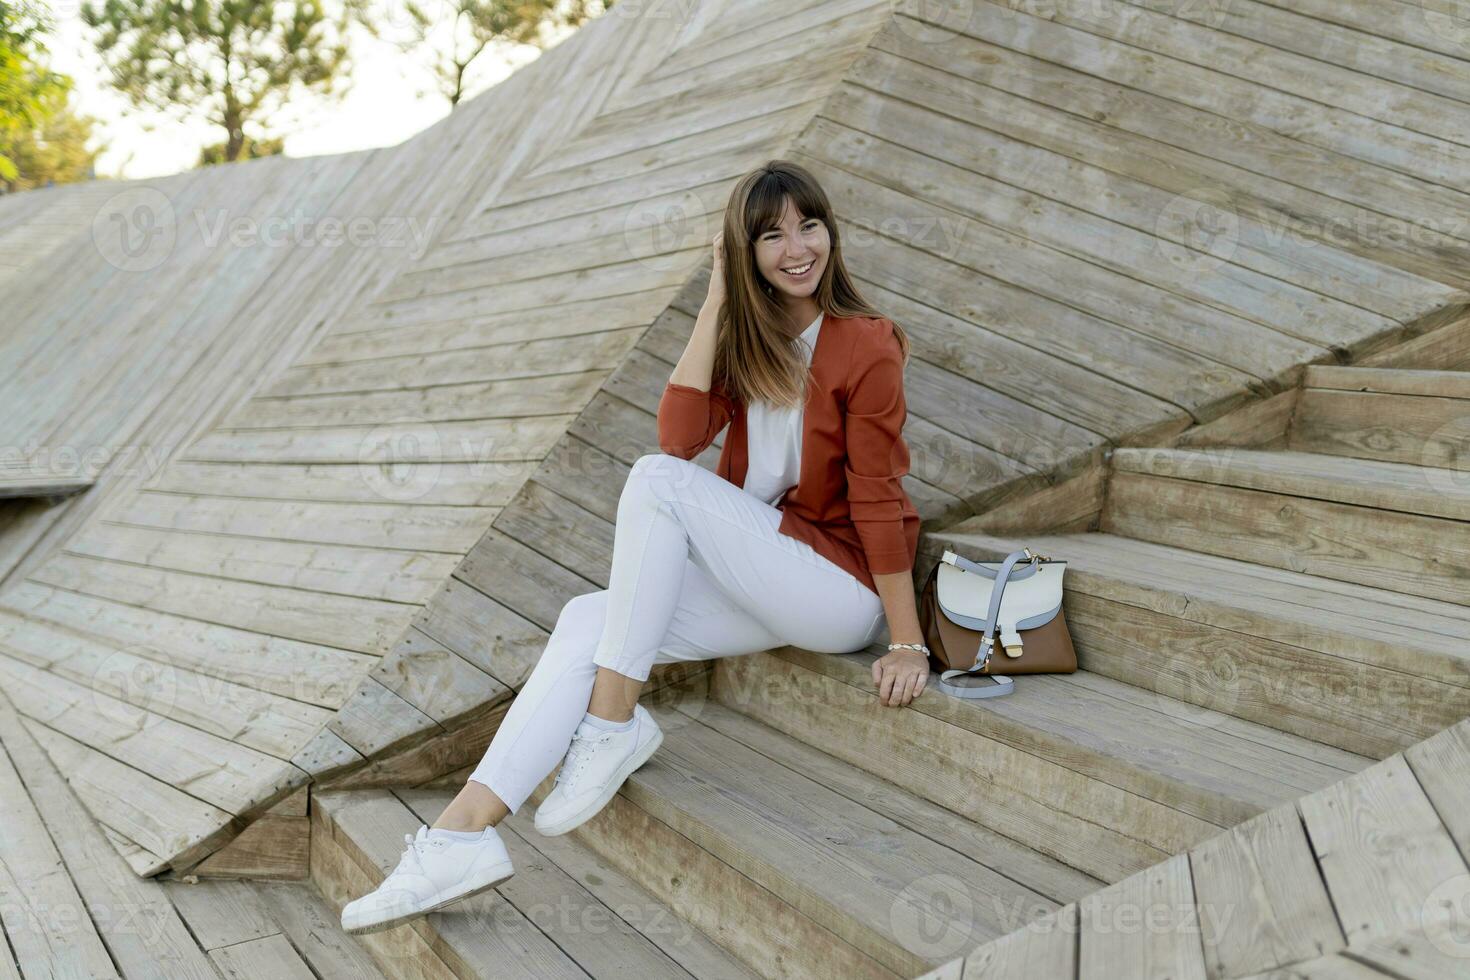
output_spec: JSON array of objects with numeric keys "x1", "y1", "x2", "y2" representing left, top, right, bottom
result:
[{"x1": 917, "y1": 547, "x2": 1077, "y2": 699}]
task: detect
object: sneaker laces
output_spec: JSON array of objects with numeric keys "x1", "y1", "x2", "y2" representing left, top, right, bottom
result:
[
  {"x1": 554, "y1": 728, "x2": 611, "y2": 789},
  {"x1": 389, "y1": 829, "x2": 442, "y2": 880}
]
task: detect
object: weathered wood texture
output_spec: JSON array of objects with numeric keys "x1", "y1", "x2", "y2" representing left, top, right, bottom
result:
[
  {"x1": 953, "y1": 718, "x2": 1470, "y2": 980},
  {"x1": 3, "y1": 0, "x2": 1470, "y2": 882},
  {"x1": 0, "y1": 689, "x2": 384, "y2": 980}
]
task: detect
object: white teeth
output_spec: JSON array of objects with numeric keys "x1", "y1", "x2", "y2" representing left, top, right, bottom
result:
[{"x1": 782, "y1": 261, "x2": 814, "y2": 275}]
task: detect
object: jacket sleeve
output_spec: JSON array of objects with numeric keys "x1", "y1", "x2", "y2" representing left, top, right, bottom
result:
[
  {"x1": 843, "y1": 321, "x2": 913, "y2": 574},
  {"x1": 657, "y1": 378, "x2": 734, "y2": 459}
]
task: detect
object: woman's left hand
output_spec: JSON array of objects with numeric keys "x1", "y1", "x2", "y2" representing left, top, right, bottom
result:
[{"x1": 872, "y1": 648, "x2": 928, "y2": 707}]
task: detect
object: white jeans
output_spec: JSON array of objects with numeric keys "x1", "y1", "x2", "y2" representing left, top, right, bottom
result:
[{"x1": 468, "y1": 452, "x2": 887, "y2": 813}]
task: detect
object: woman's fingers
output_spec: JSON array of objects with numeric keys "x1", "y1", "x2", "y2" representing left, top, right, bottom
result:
[{"x1": 874, "y1": 660, "x2": 918, "y2": 706}]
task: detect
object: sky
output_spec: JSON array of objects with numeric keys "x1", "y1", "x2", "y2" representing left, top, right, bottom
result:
[{"x1": 43, "y1": 0, "x2": 574, "y2": 180}]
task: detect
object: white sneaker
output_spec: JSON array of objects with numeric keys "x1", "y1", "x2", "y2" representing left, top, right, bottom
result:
[
  {"x1": 340, "y1": 825, "x2": 515, "y2": 935},
  {"x1": 534, "y1": 703, "x2": 663, "y2": 837}
]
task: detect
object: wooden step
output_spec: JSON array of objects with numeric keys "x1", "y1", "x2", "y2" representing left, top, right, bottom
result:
[
  {"x1": 932, "y1": 530, "x2": 1470, "y2": 758},
  {"x1": 505, "y1": 697, "x2": 1107, "y2": 979},
  {"x1": 0, "y1": 691, "x2": 388, "y2": 980},
  {"x1": 1291, "y1": 365, "x2": 1470, "y2": 470},
  {"x1": 311, "y1": 786, "x2": 764, "y2": 980},
  {"x1": 1103, "y1": 447, "x2": 1470, "y2": 606},
  {"x1": 713, "y1": 644, "x2": 1366, "y2": 886}
]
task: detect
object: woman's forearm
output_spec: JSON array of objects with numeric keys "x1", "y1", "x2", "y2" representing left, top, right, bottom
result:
[
  {"x1": 871, "y1": 569, "x2": 924, "y2": 646},
  {"x1": 668, "y1": 299, "x2": 721, "y2": 391}
]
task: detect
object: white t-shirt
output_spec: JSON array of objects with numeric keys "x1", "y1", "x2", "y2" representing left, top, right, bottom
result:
[{"x1": 743, "y1": 311, "x2": 823, "y2": 506}]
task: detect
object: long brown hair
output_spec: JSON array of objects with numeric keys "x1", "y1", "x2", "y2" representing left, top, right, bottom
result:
[{"x1": 714, "y1": 159, "x2": 910, "y2": 410}]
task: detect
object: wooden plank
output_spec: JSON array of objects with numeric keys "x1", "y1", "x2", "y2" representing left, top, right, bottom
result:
[
  {"x1": 307, "y1": 292, "x2": 662, "y2": 364},
  {"x1": 1305, "y1": 366, "x2": 1470, "y2": 399},
  {"x1": 834, "y1": 208, "x2": 1258, "y2": 426},
  {"x1": 209, "y1": 933, "x2": 317, "y2": 980},
  {"x1": 686, "y1": 698, "x2": 1102, "y2": 905},
  {"x1": 948, "y1": 0, "x2": 1470, "y2": 205},
  {"x1": 164, "y1": 878, "x2": 280, "y2": 950},
  {"x1": 715, "y1": 650, "x2": 1190, "y2": 883},
  {"x1": 255, "y1": 882, "x2": 391, "y2": 980},
  {"x1": 954, "y1": 464, "x2": 1106, "y2": 537},
  {"x1": 182, "y1": 414, "x2": 573, "y2": 465},
  {"x1": 869, "y1": 11, "x2": 1469, "y2": 287},
  {"x1": 397, "y1": 788, "x2": 715, "y2": 978},
  {"x1": 0, "y1": 581, "x2": 374, "y2": 708},
  {"x1": 1170, "y1": 389, "x2": 1300, "y2": 451},
  {"x1": 823, "y1": 51, "x2": 1453, "y2": 327},
  {"x1": 1359, "y1": 314, "x2": 1470, "y2": 371},
  {"x1": 799, "y1": 115, "x2": 1339, "y2": 371},
  {"x1": 1347, "y1": 922, "x2": 1470, "y2": 978},
  {"x1": 0, "y1": 697, "x2": 216, "y2": 978},
  {"x1": 0, "y1": 653, "x2": 305, "y2": 813},
  {"x1": 1102, "y1": 469, "x2": 1470, "y2": 607},
  {"x1": 308, "y1": 819, "x2": 459, "y2": 980},
  {"x1": 1291, "y1": 387, "x2": 1470, "y2": 471},
  {"x1": 145, "y1": 458, "x2": 535, "y2": 507},
  {"x1": 0, "y1": 609, "x2": 331, "y2": 759},
  {"x1": 524, "y1": 780, "x2": 896, "y2": 979},
  {"x1": 937, "y1": 530, "x2": 1470, "y2": 759},
  {"x1": 371, "y1": 625, "x2": 508, "y2": 728},
  {"x1": 1078, "y1": 853, "x2": 1207, "y2": 980},
  {"x1": 966, "y1": 903, "x2": 1078, "y2": 980},
  {"x1": 626, "y1": 701, "x2": 1067, "y2": 973},
  {"x1": 316, "y1": 790, "x2": 589, "y2": 978},
  {"x1": 0, "y1": 456, "x2": 94, "y2": 498},
  {"x1": 32, "y1": 551, "x2": 413, "y2": 657},
  {"x1": 412, "y1": 575, "x2": 549, "y2": 692},
  {"x1": 1298, "y1": 754, "x2": 1470, "y2": 946},
  {"x1": 0, "y1": 707, "x2": 119, "y2": 979},
  {"x1": 1403, "y1": 719, "x2": 1470, "y2": 860},
  {"x1": 1189, "y1": 803, "x2": 1344, "y2": 978},
  {"x1": 192, "y1": 814, "x2": 310, "y2": 880},
  {"x1": 107, "y1": 491, "x2": 498, "y2": 554},
  {"x1": 455, "y1": 528, "x2": 602, "y2": 635},
  {"x1": 65, "y1": 520, "x2": 461, "y2": 605},
  {"x1": 491, "y1": 799, "x2": 761, "y2": 979},
  {"x1": 327, "y1": 675, "x2": 442, "y2": 759},
  {"x1": 23, "y1": 718, "x2": 240, "y2": 870},
  {"x1": 1118, "y1": 0, "x2": 1470, "y2": 141},
  {"x1": 224, "y1": 369, "x2": 606, "y2": 429},
  {"x1": 736, "y1": 644, "x2": 1348, "y2": 844},
  {"x1": 1110, "y1": 448, "x2": 1470, "y2": 522}
]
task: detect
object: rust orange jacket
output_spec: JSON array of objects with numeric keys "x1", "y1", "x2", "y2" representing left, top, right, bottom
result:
[{"x1": 656, "y1": 313, "x2": 920, "y2": 595}]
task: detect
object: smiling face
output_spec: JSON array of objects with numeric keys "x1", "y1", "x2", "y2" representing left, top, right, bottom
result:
[{"x1": 752, "y1": 196, "x2": 831, "y2": 306}]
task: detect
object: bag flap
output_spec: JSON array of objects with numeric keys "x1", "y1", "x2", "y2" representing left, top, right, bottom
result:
[{"x1": 936, "y1": 558, "x2": 1064, "y2": 631}]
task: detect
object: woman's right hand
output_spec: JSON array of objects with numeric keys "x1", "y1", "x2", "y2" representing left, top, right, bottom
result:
[{"x1": 706, "y1": 232, "x2": 726, "y2": 308}]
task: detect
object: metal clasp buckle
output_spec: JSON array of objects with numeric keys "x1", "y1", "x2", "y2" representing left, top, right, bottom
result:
[
  {"x1": 974, "y1": 635, "x2": 995, "y2": 672},
  {"x1": 1023, "y1": 547, "x2": 1050, "y2": 566}
]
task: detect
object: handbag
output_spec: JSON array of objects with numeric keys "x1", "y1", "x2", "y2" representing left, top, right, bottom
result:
[{"x1": 917, "y1": 546, "x2": 1077, "y2": 699}]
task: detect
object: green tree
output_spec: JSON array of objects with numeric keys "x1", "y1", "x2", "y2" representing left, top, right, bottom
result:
[
  {"x1": 365, "y1": 0, "x2": 615, "y2": 109},
  {"x1": 1, "y1": 105, "x2": 104, "y2": 191},
  {"x1": 0, "y1": 0, "x2": 73, "y2": 185},
  {"x1": 81, "y1": 0, "x2": 367, "y2": 163}
]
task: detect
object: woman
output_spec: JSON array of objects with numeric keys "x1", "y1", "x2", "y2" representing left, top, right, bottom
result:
[{"x1": 342, "y1": 159, "x2": 930, "y2": 936}]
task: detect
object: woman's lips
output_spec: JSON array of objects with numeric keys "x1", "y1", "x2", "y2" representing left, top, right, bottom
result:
[{"x1": 782, "y1": 260, "x2": 817, "y2": 281}]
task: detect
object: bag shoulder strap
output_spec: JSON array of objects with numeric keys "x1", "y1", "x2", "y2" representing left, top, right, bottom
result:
[
  {"x1": 937, "y1": 671, "x2": 1014, "y2": 699},
  {"x1": 934, "y1": 547, "x2": 1035, "y2": 700}
]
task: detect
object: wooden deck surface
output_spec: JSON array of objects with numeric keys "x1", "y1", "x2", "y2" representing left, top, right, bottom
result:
[
  {"x1": 930, "y1": 716, "x2": 1470, "y2": 980},
  {"x1": 1, "y1": 0, "x2": 1469, "y2": 881}
]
